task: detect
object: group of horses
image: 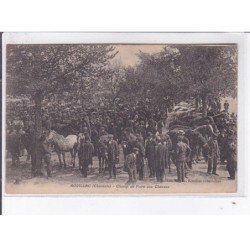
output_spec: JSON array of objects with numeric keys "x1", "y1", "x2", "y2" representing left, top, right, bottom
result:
[
  {"x1": 7, "y1": 129, "x2": 79, "y2": 169},
  {"x1": 45, "y1": 124, "x2": 214, "y2": 170},
  {"x1": 7, "y1": 120, "x2": 217, "y2": 174}
]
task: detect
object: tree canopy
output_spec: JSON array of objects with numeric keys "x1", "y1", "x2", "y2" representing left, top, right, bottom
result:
[
  {"x1": 6, "y1": 44, "x2": 118, "y2": 98},
  {"x1": 109, "y1": 44, "x2": 237, "y2": 115}
]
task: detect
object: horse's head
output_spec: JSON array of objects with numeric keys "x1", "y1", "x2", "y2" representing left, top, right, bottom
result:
[{"x1": 46, "y1": 130, "x2": 55, "y2": 143}]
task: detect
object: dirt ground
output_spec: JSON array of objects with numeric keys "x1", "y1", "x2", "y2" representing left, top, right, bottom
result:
[{"x1": 5, "y1": 149, "x2": 237, "y2": 195}]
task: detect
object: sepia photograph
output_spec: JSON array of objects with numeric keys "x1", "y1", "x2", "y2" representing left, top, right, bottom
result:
[
  {"x1": 1, "y1": 1, "x2": 250, "y2": 249},
  {"x1": 3, "y1": 37, "x2": 238, "y2": 194}
]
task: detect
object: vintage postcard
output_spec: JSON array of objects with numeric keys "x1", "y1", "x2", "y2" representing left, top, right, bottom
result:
[{"x1": 2, "y1": 33, "x2": 239, "y2": 195}]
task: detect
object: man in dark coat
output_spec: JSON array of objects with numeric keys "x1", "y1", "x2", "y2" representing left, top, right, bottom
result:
[
  {"x1": 7, "y1": 129, "x2": 21, "y2": 167},
  {"x1": 157, "y1": 119, "x2": 164, "y2": 134},
  {"x1": 226, "y1": 138, "x2": 237, "y2": 180},
  {"x1": 185, "y1": 129, "x2": 207, "y2": 169},
  {"x1": 122, "y1": 129, "x2": 137, "y2": 157},
  {"x1": 134, "y1": 135, "x2": 145, "y2": 180},
  {"x1": 135, "y1": 120, "x2": 147, "y2": 141},
  {"x1": 177, "y1": 130, "x2": 190, "y2": 145},
  {"x1": 107, "y1": 122, "x2": 117, "y2": 140},
  {"x1": 207, "y1": 134, "x2": 220, "y2": 175},
  {"x1": 91, "y1": 126, "x2": 99, "y2": 156},
  {"x1": 224, "y1": 100, "x2": 229, "y2": 113},
  {"x1": 97, "y1": 138, "x2": 108, "y2": 174},
  {"x1": 78, "y1": 137, "x2": 94, "y2": 177},
  {"x1": 145, "y1": 132, "x2": 156, "y2": 178},
  {"x1": 99, "y1": 126, "x2": 108, "y2": 136},
  {"x1": 164, "y1": 134, "x2": 172, "y2": 173},
  {"x1": 174, "y1": 136, "x2": 191, "y2": 182},
  {"x1": 81, "y1": 126, "x2": 91, "y2": 142},
  {"x1": 217, "y1": 129, "x2": 227, "y2": 163},
  {"x1": 146, "y1": 118, "x2": 157, "y2": 135},
  {"x1": 107, "y1": 134, "x2": 119, "y2": 179},
  {"x1": 40, "y1": 135, "x2": 52, "y2": 177},
  {"x1": 124, "y1": 147, "x2": 139, "y2": 184},
  {"x1": 155, "y1": 137, "x2": 168, "y2": 182}
]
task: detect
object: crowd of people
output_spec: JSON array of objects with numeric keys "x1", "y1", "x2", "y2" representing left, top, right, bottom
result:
[{"x1": 6, "y1": 94, "x2": 237, "y2": 183}]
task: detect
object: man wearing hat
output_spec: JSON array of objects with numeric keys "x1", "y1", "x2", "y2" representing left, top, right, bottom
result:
[
  {"x1": 39, "y1": 135, "x2": 52, "y2": 177},
  {"x1": 155, "y1": 136, "x2": 168, "y2": 182},
  {"x1": 124, "y1": 147, "x2": 139, "y2": 184},
  {"x1": 107, "y1": 134, "x2": 119, "y2": 179},
  {"x1": 162, "y1": 134, "x2": 172, "y2": 173},
  {"x1": 122, "y1": 129, "x2": 137, "y2": 157},
  {"x1": 7, "y1": 127, "x2": 21, "y2": 168},
  {"x1": 99, "y1": 126, "x2": 108, "y2": 136},
  {"x1": 145, "y1": 132, "x2": 157, "y2": 178},
  {"x1": 174, "y1": 135, "x2": 191, "y2": 182},
  {"x1": 224, "y1": 100, "x2": 229, "y2": 113},
  {"x1": 207, "y1": 133, "x2": 220, "y2": 175},
  {"x1": 78, "y1": 135, "x2": 94, "y2": 178},
  {"x1": 134, "y1": 134, "x2": 145, "y2": 180},
  {"x1": 178, "y1": 130, "x2": 189, "y2": 145},
  {"x1": 226, "y1": 137, "x2": 237, "y2": 180}
]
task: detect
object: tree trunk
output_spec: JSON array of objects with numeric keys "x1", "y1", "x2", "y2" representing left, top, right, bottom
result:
[
  {"x1": 201, "y1": 93, "x2": 208, "y2": 117},
  {"x1": 31, "y1": 91, "x2": 43, "y2": 176}
]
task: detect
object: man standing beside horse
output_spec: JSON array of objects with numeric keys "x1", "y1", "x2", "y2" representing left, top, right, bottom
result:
[
  {"x1": 107, "y1": 134, "x2": 119, "y2": 179},
  {"x1": 78, "y1": 136, "x2": 94, "y2": 178},
  {"x1": 155, "y1": 136, "x2": 169, "y2": 182},
  {"x1": 39, "y1": 135, "x2": 52, "y2": 177}
]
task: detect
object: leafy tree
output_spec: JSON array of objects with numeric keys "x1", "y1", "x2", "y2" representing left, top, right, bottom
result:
[
  {"x1": 135, "y1": 46, "x2": 182, "y2": 111},
  {"x1": 6, "y1": 44, "x2": 117, "y2": 175},
  {"x1": 126, "y1": 45, "x2": 237, "y2": 117},
  {"x1": 178, "y1": 45, "x2": 237, "y2": 116}
]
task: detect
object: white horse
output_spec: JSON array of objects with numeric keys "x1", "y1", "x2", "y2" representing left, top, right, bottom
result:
[{"x1": 46, "y1": 130, "x2": 78, "y2": 168}]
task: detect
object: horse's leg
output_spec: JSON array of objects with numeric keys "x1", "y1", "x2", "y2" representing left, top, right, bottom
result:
[
  {"x1": 57, "y1": 152, "x2": 62, "y2": 168},
  {"x1": 70, "y1": 149, "x2": 75, "y2": 168},
  {"x1": 197, "y1": 145, "x2": 202, "y2": 161},
  {"x1": 62, "y1": 152, "x2": 67, "y2": 169}
]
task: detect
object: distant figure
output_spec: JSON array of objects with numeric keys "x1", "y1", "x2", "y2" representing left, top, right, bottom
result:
[
  {"x1": 210, "y1": 99, "x2": 217, "y2": 114},
  {"x1": 97, "y1": 137, "x2": 108, "y2": 174},
  {"x1": 135, "y1": 120, "x2": 147, "y2": 141},
  {"x1": 177, "y1": 130, "x2": 190, "y2": 145},
  {"x1": 155, "y1": 137, "x2": 168, "y2": 182},
  {"x1": 174, "y1": 136, "x2": 191, "y2": 182},
  {"x1": 216, "y1": 98, "x2": 221, "y2": 113},
  {"x1": 40, "y1": 135, "x2": 52, "y2": 177},
  {"x1": 145, "y1": 132, "x2": 156, "y2": 178},
  {"x1": 78, "y1": 137, "x2": 94, "y2": 177},
  {"x1": 217, "y1": 129, "x2": 227, "y2": 164},
  {"x1": 163, "y1": 134, "x2": 172, "y2": 173},
  {"x1": 107, "y1": 134, "x2": 119, "y2": 179},
  {"x1": 207, "y1": 134, "x2": 220, "y2": 176},
  {"x1": 7, "y1": 129, "x2": 21, "y2": 167},
  {"x1": 99, "y1": 126, "x2": 108, "y2": 136},
  {"x1": 134, "y1": 135, "x2": 145, "y2": 180},
  {"x1": 125, "y1": 147, "x2": 139, "y2": 184},
  {"x1": 226, "y1": 139, "x2": 237, "y2": 180},
  {"x1": 224, "y1": 100, "x2": 229, "y2": 113}
]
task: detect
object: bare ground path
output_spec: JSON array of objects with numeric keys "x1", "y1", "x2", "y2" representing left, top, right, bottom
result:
[{"x1": 5, "y1": 149, "x2": 236, "y2": 195}]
